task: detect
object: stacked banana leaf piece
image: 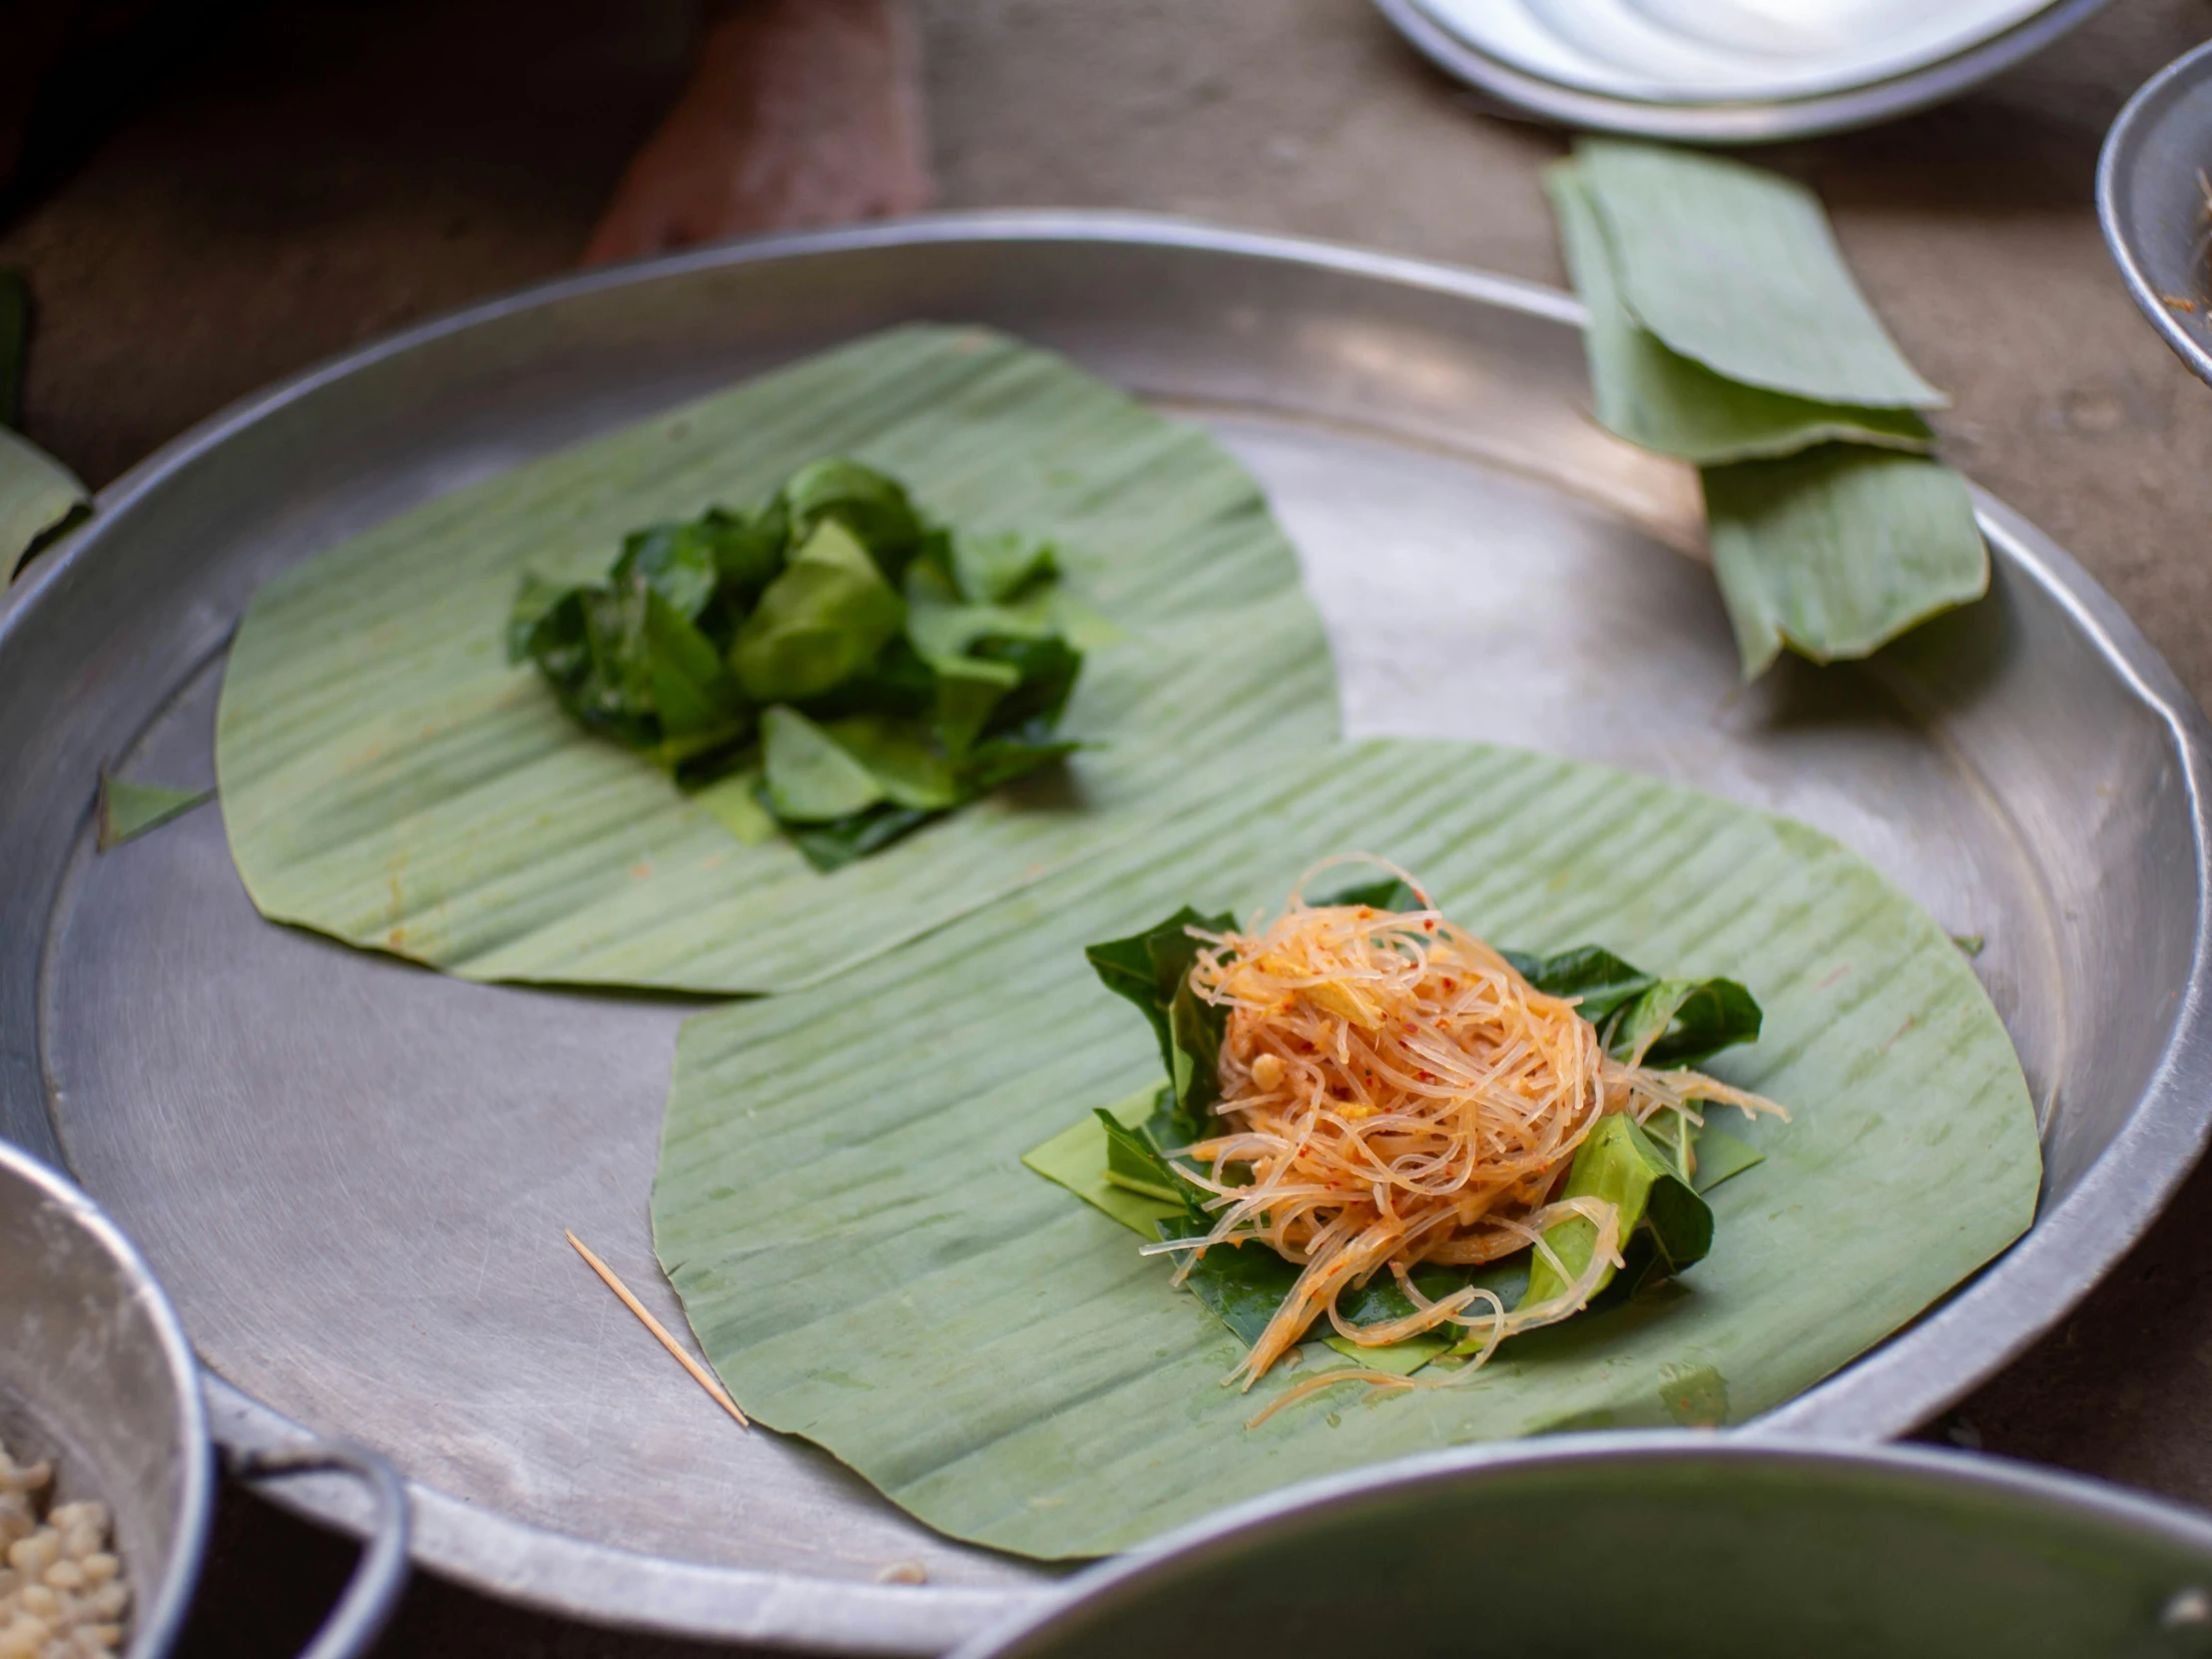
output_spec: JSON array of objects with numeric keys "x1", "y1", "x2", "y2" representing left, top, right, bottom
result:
[{"x1": 1548, "y1": 139, "x2": 1987, "y2": 678}]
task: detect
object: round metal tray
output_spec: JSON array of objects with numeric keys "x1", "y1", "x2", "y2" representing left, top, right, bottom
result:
[
  {"x1": 2100, "y1": 38, "x2": 2212, "y2": 388},
  {"x1": 2, "y1": 213, "x2": 2209, "y2": 1653},
  {"x1": 1372, "y1": 0, "x2": 2115, "y2": 145}
]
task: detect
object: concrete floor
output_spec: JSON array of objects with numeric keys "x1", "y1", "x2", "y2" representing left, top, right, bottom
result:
[{"x1": 6, "y1": 0, "x2": 2212, "y2": 1653}]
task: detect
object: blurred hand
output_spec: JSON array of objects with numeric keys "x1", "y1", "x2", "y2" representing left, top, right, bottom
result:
[{"x1": 583, "y1": 0, "x2": 932, "y2": 266}]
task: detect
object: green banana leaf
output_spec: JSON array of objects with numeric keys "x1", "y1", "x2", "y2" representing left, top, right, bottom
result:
[
  {"x1": 2, "y1": 426, "x2": 88, "y2": 583},
  {"x1": 1545, "y1": 163, "x2": 1935, "y2": 465},
  {"x1": 214, "y1": 325, "x2": 1337, "y2": 994},
  {"x1": 1705, "y1": 445, "x2": 1990, "y2": 681},
  {"x1": 654, "y1": 736, "x2": 2038, "y2": 1558},
  {"x1": 0, "y1": 270, "x2": 89, "y2": 582},
  {"x1": 97, "y1": 774, "x2": 215, "y2": 850},
  {"x1": 1573, "y1": 139, "x2": 1945, "y2": 411}
]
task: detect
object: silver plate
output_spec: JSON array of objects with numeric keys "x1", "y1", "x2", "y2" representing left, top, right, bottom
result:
[
  {"x1": 1373, "y1": 0, "x2": 2114, "y2": 144},
  {"x1": 2, "y1": 213, "x2": 2210, "y2": 1653},
  {"x1": 2099, "y1": 39, "x2": 2212, "y2": 388},
  {"x1": 1413, "y1": 0, "x2": 2056, "y2": 105}
]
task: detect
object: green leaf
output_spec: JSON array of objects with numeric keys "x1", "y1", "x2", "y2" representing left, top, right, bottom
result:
[
  {"x1": 1692, "y1": 1124, "x2": 1766, "y2": 1194},
  {"x1": 1096, "y1": 1104, "x2": 1198, "y2": 1206},
  {"x1": 612, "y1": 519, "x2": 723, "y2": 621},
  {"x1": 2, "y1": 426, "x2": 89, "y2": 583},
  {"x1": 778, "y1": 457, "x2": 923, "y2": 581},
  {"x1": 1704, "y1": 444, "x2": 1990, "y2": 681},
  {"x1": 930, "y1": 654, "x2": 1018, "y2": 758},
  {"x1": 688, "y1": 770, "x2": 778, "y2": 845},
  {"x1": 1573, "y1": 139, "x2": 1945, "y2": 410},
  {"x1": 1324, "y1": 1261, "x2": 1529, "y2": 1374},
  {"x1": 760, "y1": 705, "x2": 885, "y2": 823},
  {"x1": 1019, "y1": 1085, "x2": 1185, "y2": 1237},
  {"x1": 1546, "y1": 163, "x2": 1936, "y2": 465},
  {"x1": 505, "y1": 573, "x2": 574, "y2": 666},
  {"x1": 653, "y1": 736, "x2": 2039, "y2": 1557},
  {"x1": 1307, "y1": 874, "x2": 1423, "y2": 912},
  {"x1": 640, "y1": 588, "x2": 749, "y2": 744},
  {"x1": 1615, "y1": 975, "x2": 1763, "y2": 1068},
  {"x1": 906, "y1": 568, "x2": 1056, "y2": 664},
  {"x1": 785, "y1": 804, "x2": 940, "y2": 873},
  {"x1": 820, "y1": 715, "x2": 961, "y2": 811},
  {"x1": 216, "y1": 324, "x2": 1339, "y2": 994},
  {"x1": 1085, "y1": 905, "x2": 1236, "y2": 1145},
  {"x1": 1503, "y1": 944, "x2": 1660, "y2": 1033},
  {"x1": 731, "y1": 518, "x2": 906, "y2": 703},
  {"x1": 98, "y1": 772, "x2": 216, "y2": 851},
  {"x1": 707, "y1": 504, "x2": 790, "y2": 598},
  {"x1": 1517, "y1": 1114, "x2": 1712, "y2": 1312},
  {"x1": 1156, "y1": 1215, "x2": 1302, "y2": 1349},
  {"x1": 969, "y1": 636, "x2": 1083, "y2": 742},
  {"x1": 953, "y1": 529, "x2": 1057, "y2": 603}
]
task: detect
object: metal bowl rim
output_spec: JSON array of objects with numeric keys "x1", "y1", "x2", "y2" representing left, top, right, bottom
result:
[
  {"x1": 947, "y1": 1430, "x2": 2212, "y2": 1659},
  {"x1": 0, "y1": 1139, "x2": 213, "y2": 1659},
  {"x1": 6, "y1": 209, "x2": 2212, "y2": 1651},
  {"x1": 1370, "y1": 0, "x2": 2115, "y2": 145},
  {"x1": 2096, "y1": 36, "x2": 2212, "y2": 387}
]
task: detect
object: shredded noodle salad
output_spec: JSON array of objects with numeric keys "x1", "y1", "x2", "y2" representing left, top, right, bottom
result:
[{"x1": 1141, "y1": 856, "x2": 1781, "y2": 1419}]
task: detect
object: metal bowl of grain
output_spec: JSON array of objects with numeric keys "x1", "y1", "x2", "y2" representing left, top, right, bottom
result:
[
  {"x1": 0, "y1": 1139, "x2": 409, "y2": 1658},
  {"x1": 955, "y1": 1433, "x2": 2212, "y2": 1659}
]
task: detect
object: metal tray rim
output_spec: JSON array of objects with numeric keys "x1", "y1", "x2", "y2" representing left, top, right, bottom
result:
[
  {"x1": 10, "y1": 210, "x2": 2212, "y2": 1651},
  {"x1": 1370, "y1": 0, "x2": 2115, "y2": 146}
]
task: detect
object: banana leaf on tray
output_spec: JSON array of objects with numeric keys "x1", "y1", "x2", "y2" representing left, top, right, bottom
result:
[
  {"x1": 653, "y1": 737, "x2": 2039, "y2": 1558},
  {"x1": 215, "y1": 324, "x2": 1338, "y2": 994}
]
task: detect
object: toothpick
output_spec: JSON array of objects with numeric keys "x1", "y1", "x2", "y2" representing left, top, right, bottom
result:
[{"x1": 566, "y1": 1230, "x2": 749, "y2": 1428}]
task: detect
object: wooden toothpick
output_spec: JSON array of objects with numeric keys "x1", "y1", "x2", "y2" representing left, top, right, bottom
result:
[{"x1": 566, "y1": 1230, "x2": 750, "y2": 1428}]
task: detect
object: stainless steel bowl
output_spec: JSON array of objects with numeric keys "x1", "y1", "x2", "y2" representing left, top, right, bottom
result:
[
  {"x1": 2099, "y1": 38, "x2": 2212, "y2": 387},
  {"x1": 1, "y1": 1142, "x2": 209, "y2": 1657},
  {"x1": 0, "y1": 1140, "x2": 411, "y2": 1659},
  {"x1": 1373, "y1": 0, "x2": 2114, "y2": 145},
  {"x1": 955, "y1": 1434, "x2": 2212, "y2": 1659}
]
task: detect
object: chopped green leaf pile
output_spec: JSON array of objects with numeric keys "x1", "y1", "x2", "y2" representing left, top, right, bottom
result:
[
  {"x1": 1546, "y1": 138, "x2": 1987, "y2": 679},
  {"x1": 508, "y1": 457, "x2": 1083, "y2": 869}
]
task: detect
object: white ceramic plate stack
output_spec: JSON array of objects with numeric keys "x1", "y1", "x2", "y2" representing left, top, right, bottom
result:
[{"x1": 1374, "y1": 0, "x2": 2114, "y2": 143}]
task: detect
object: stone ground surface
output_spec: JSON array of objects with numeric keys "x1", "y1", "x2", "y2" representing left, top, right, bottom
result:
[{"x1": 6, "y1": 1, "x2": 2212, "y2": 1653}]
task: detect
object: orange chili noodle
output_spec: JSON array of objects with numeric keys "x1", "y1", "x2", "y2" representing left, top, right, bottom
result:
[{"x1": 1139, "y1": 854, "x2": 1783, "y2": 1418}]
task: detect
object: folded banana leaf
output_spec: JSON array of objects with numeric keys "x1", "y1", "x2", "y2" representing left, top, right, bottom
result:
[
  {"x1": 1544, "y1": 146, "x2": 1987, "y2": 680},
  {"x1": 654, "y1": 737, "x2": 2038, "y2": 1558},
  {"x1": 1545, "y1": 163, "x2": 1935, "y2": 465},
  {"x1": 215, "y1": 325, "x2": 1337, "y2": 994},
  {"x1": 1705, "y1": 444, "x2": 1990, "y2": 680},
  {"x1": 1572, "y1": 139, "x2": 1944, "y2": 411}
]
